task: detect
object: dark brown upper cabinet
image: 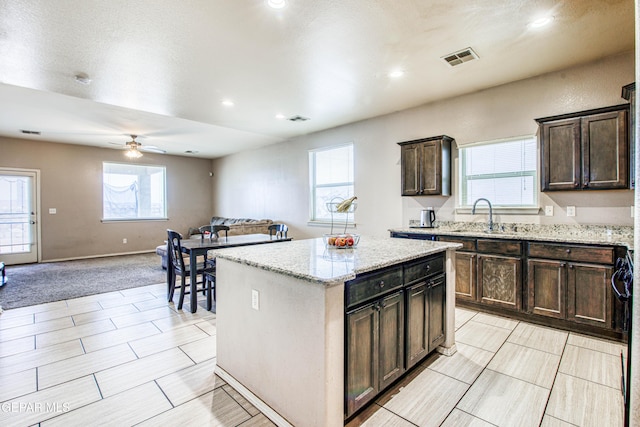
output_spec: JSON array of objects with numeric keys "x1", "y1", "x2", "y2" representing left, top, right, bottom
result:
[
  {"x1": 536, "y1": 104, "x2": 629, "y2": 191},
  {"x1": 398, "y1": 135, "x2": 453, "y2": 196}
]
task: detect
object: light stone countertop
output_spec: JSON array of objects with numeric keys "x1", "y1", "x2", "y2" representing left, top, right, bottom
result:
[
  {"x1": 211, "y1": 236, "x2": 461, "y2": 286},
  {"x1": 390, "y1": 221, "x2": 634, "y2": 250}
]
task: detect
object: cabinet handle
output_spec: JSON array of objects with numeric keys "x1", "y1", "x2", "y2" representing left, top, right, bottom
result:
[
  {"x1": 574, "y1": 182, "x2": 579, "y2": 188},
  {"x1": 425, "y1": 265, "x2": 431, "y2": 271},
  {"x1": 584, "y1": 181, "x2": 590, "y2": 187},
  {"x1": 379, "y1": 280, "x2": 385, "y2": 288},
  {"x1": 565, "y1": 249, "x2": 571, "y2": 253},
  {"x1": 372, "y1": 303, "x2": 380, "y2": 311},
  {"x1": 569, "y1": 265, "x2": 574, "y2": 269},
  {"x1": 560, "y1": 263, "x2": 566, "y2": 268},
  {"x1": 380, "y1": 300, "x2": 386, "y2": 309}
]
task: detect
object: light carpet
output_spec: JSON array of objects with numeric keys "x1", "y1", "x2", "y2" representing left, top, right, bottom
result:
[{"x1": 0, "y1": 253, "x2": 166, "y2": 310}]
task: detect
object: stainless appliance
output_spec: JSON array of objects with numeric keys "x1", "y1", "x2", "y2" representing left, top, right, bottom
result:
[
  {"x1": 612, "y1": 251, "x2": 633, "y2": 426},
  {"x1": 420, "y1": 208, "x2": 436, "y2": 228}
]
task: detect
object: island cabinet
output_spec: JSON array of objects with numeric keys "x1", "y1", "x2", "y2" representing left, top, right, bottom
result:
[
  {"x1": 404, "y1": 255, "x2": 446, "y2": 369},
  {"x1": 536, "y1": 104, "x2": 629, "y2": 191},
  {"x1": 345, "y1": 253, "x2": 446, "y2": 418},
  {"x1": 527, "y1": 242, "x2": 616, "y2": 328},
  {"x1": 398, "y1": 135, "x2": 452, "y2": 196},
  {"x1": 345, "y1": 267, "x2": 405, "y2": 417}
]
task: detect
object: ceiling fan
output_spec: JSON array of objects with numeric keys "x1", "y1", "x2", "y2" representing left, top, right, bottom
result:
[{"x1": 116, "y1": 135, "x2": 167, "y2": 158}]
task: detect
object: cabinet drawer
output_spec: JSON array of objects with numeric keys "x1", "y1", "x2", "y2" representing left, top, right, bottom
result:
[
  {"x1": 346, "y1": 267, "x2": 403, "y2": 308},
  {"x1": 528, "y1": 242, "x2": 614, "y2": 264},
  {"x1": 437, "y1": 236, "x2": 475, "y2": 251},
  {"x1": 404, "y1": 254, "x2": 444, "y2": 284},
  {"x1": 477, "y1": 239, "x2": 522, "y2": 256}
]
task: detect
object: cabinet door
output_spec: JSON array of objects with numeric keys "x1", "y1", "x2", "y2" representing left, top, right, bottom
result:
[
  {"x1": 454, "y1": 252, "x2": 477, "y2": 301},
  {"x1": 428, "y1": 275, "x2": 446, "y2": 352},
  {"x1": 477, "y1": 254, "x2": 522, "y2": 310},
  {"x1": 581, "y1": 110, "x2": 628, "y2": 189},
  {"x1": 567, "y1": 263, "x2": 613, "y2": 328},
  {"x1": 378, "y1": 291, "x2": 405, "y2": 390},
  {"x1": 541, "y1": 118, "x2": 581, "y2": 191},
  {"x1": 345, "y1": 303, "x2": 379, "y2": 417},
  {"x1": 400, "y1": 144, "x2": 421, "y2": 196},
  {"x1": 420, "y1": 140, "x2": 442, "y2": 195},
  {"x1": 527, "y1": 259, "x2": 566, "y2": 319},
  {"x1": 405, "y1": 282, "x2": 428, "y2": 369}
]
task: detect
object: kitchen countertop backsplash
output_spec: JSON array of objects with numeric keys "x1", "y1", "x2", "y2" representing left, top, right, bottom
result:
[{"x1": 394, "y1": 220, "x2": 634, "y2": 250}]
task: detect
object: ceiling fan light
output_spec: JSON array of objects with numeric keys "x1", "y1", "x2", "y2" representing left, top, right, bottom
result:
[{"x1": 125, "y1": 146, "x2": 143, "y2": 159}]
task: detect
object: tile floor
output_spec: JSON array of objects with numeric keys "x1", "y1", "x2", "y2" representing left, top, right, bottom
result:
[{"x1": 0, "y1": 285, "x2": 627, "y2": 427}]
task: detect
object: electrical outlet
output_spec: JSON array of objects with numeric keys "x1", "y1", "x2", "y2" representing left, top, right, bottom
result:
[
  {"x1": 251, "y1": 289, "x2": 260, "y2": 310},
  {"x1": 566, "y1": 206, "x2": 576, "y2": 217},
  {"x1": 122, "y1": 238, "x2": 127, "y2": 244},
  {"x1": 544, "y1": 206, "x2": 553, "y2": 216},
  {"x1": 49, "y1": 208, "x2": 57, "y2": 214}
]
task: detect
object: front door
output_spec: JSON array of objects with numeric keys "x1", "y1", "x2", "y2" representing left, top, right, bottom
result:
[{"x1": 0, "y1": 169, "x2": 39, "y2": 265}]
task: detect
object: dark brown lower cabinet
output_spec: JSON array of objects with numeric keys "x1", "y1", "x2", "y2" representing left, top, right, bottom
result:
[
  {"x1": 405, "y1": 274, "x2": 446, "y2": 370},
  {"x1": 527, "y1": 259, "x2": 567, "y2": 319},
  {"x1": 428, "y1": 274, "x2": 446, "y2": 351},
  {"x1": 345, "y1": 290, "x2": 404, "y2": 417},
  {"x1": 568, "y1": 263, "x2": 613, "y2": 327},
  {"x1": 477, "y1": 254, "x2": 522, "y2": 311},
  {"x1": 454, "y1": 252, "x2": 476, "y2": 301}
]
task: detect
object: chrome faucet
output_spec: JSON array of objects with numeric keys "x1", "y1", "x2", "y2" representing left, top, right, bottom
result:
[{"x1": 472, "y1": 198, "x2": 494, "y2": 232}]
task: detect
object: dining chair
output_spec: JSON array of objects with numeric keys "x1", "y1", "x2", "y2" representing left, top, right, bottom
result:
[
  {"x1": 268, "y1": 223, "x2": 288, "y2": 239},
  {"x1": 212, "y1": 225, "x2": 230, "y2": 238},
  {"x1": 167, "y1": 229, "x2": 213, "y2": 310}
]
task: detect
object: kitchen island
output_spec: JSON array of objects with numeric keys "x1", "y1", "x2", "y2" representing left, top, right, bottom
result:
[{"x1": 211, "y1": 236, "x2": 461, "y2": 427}]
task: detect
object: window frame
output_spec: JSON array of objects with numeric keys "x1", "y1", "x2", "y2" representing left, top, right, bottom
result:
[
  {"x1": 457, "y1": 135, "x2": 540, "y2": 214},
  {"x1": 308, "y1": 143, "x2": 356, "y2": 226},
  {"x1": 102, "y1": 162, "x2": 168, "y2": 222}
]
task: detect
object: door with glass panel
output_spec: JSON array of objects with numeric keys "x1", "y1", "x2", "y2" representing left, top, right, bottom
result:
[{"x1": 0, "y1": 169, "x2": 39, "y2": 265}]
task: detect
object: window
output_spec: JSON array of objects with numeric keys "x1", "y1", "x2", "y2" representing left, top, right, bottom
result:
[
  {"x1": 309, "y1": 144, "x2": 354, "y2": 223},
  {"x1": 103, "y1": 162, "x2": 167, "y2": 220},
  {"x1": 459, "y1": 136, "x2": 537, "y2": 209}
]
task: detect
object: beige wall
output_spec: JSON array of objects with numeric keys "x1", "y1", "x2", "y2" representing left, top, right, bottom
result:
[
  {"x1": 0, "y1": 137, "x2": 213, "y2": 261},
  {"x1": 212, "y1": 52, "x2": 635, "y2": 239}
]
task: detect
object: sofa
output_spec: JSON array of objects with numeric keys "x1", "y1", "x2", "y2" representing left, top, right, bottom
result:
[{"x1": 156, "y1": 216, "x2": 274, "y2": 269}]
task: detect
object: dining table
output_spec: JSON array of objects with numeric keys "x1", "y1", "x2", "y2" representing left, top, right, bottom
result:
[{"x1": 167, "y1": 233, "x2": 292, "y2": 312}]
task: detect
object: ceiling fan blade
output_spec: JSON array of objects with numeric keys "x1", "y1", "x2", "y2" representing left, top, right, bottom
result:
[{"x1": 139, "y1": 145, "x2": 166, "y2": 154}]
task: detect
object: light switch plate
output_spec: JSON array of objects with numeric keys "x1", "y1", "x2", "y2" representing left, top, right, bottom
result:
[
  {"x1": 49, "y1": 208, "x2": 56, "y2": 214},
  {"x1": 544, "y1": 206, "x2": 553, "y2": 216},
  {"x1": 566, "y1": 206, "x2": 576, "y2": 217},
  {"x1": 251, "y1": 289, "x2": 260, "y2": 310}
]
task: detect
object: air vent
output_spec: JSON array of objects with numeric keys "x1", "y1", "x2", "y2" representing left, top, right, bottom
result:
[
  {"x1": 288, "y1": 115, "x2": 310, "y2": 122},
  {"x1": 441, "y1": 47, "x2": 479, "y2": 67},
  {"x1": 20, "y1": 130, "x2": 41, "y2": 135}
]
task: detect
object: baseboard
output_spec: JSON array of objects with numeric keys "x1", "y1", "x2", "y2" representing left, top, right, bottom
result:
[
  {"x1": 43, "y1": 250, "x2": 156, "y2": 263},
  {"x1": 215, "y1": 366, "x2": 293, "y2": 427}
]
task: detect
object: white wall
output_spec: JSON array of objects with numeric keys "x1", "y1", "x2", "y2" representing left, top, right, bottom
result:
[{"x1": 212, "y1": 52, "x2": 635, "y2": 239}]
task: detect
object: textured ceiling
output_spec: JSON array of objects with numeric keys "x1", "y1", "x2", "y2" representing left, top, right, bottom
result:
[{"x1": 0, "y1": 0, "x2": 634, "y2": 158}]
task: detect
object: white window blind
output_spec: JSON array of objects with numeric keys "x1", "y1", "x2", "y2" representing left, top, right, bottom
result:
[
  {"x1": 459, "y1": 136, "x2": 537, "y2": 208},
  {"x1": 309, "y1": 144, "x2": 354, "y2": 222}
]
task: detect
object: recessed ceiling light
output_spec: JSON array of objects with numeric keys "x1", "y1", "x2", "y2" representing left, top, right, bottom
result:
[
  {"x1": 530, "y1": 15, "x2": 554, "y2": 28},
  {"x1": 275, "y1": 114, "x2": 286, "y2": 119},
  {"x1": 267, "y1": 0, "x2": 286, "y2": 9},
  {"x1": 74, "y1": 72, "x2": 92, "y2": 85},
  {"x1": 388, "y1": 70, "x2": 405, "y2": 79},
  {"x1": 221, "y1": 100, "x2": 235, "y2": 107}
]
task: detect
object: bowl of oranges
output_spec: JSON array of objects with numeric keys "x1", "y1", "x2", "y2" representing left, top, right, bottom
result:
[{"x1": 323, "y1": 233, "x2": 360, "y2": 248}]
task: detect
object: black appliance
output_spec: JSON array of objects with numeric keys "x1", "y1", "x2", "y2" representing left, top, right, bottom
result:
[{"x1": 612, "y1": 250, "x2": 633, "y2": 426}]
